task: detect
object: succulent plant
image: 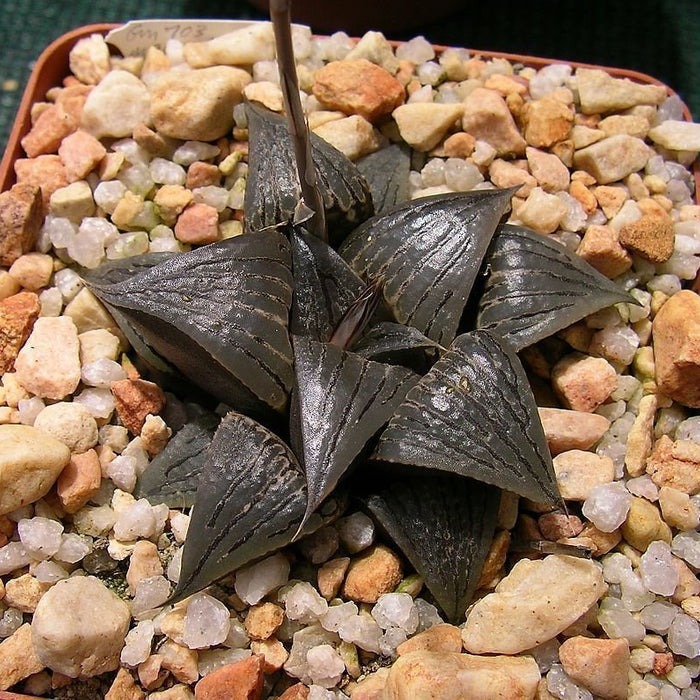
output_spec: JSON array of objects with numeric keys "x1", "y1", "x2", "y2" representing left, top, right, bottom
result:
[{"x1": 85, "y1": 1, "x2": 634, "y2": 623}]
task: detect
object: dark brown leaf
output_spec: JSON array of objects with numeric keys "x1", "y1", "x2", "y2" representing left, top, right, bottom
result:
[
  {"x1": 374, "y1": 330, "x2": 561, "y2": 504},
  {"x1": 477, "y1": 224, "x2": 633, "y2": 350},
  {"x1": 363, "y1": 472, "x2": 500, "y2": 623},
  {"x1": 339, "y1": 189, "x2": 514, "y2": 345}
]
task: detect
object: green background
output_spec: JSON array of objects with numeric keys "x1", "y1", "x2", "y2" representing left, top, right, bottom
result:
[{"x1": 1, "y1": 0, "x2": 699, "y2": 154}]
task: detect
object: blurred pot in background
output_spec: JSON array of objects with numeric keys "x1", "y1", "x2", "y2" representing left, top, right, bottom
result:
[{"x1": 248, "y1": 0, "x2": 463, "y2": 34}]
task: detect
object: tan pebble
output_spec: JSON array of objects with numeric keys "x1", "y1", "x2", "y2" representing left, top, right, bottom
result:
[
  {"x1": 245, "y1": 602, "x2": 285, "y2": 641},
  {"x1": 111, "y1": 378, "x2": 166, "y2": 435},
  {"x1": 483, "y1": 73, "x2": 528, "y2": 96},
  {"x1": 318, "y1": 556, "x2": 350, "y2": 600},
  {"x1": 593, "y1": 185, "x2": 628, "y2": 218},
  {"x1": 672, "y1": 556, "x2": 700, "y2": 602},
  {"x1": 576, "y1": 224, "x2": 632, "y2": 279},
  {"x1": 138, "y1": 653, "x2": 167, "y2": 691},
  {"x1": 140, "y1": 414, "x2": 172, "y2": 457},
  {"x1": 653, "y1": 651, "x2": 674, "y2": 676},
  {"x1": 392, "y1": 103, "x2": 463, "y2": 152},
  {"x1": 160, "y1": 606, "x2": 186, "y2": 645},
  {"x1": 462, "y1": 87, "x2": 526, "y2": 156},
  {"x1": 598, "y1": 114, "x2": 650, "y2": 139},
  {"x1": 154, "y1": 185, "x2": 194, "y2": 226},
  {"x1": 574, "y1": 522, "x2": 622, "y2": 555},
  {"x1": 576, "y1": 68, "x2": 666, "y2": 114},
  {"x1": 8, "y1": 252, "x2": 54, "y2": 292},
  {"x1": 21, "y1": 103, "x2": 78, "y2": 158},
  {"x1": 680, "y1": 204, "x2": 700, "y2": 221},
  {"x1": 462, "y1": 555, "x2": 607, "y2": 654},
  {"x1": 174, "y1": 202, "x2": 220, "y2": 245},
  {"x1": 15, "y1": 155, "x2": 69, "y2": 212},
  {"x1": 619, "y1": 212, "x2": 674, "y2": 263},
  {"x1": 383, "y1": 651, "x2": 540, "y2": 699},
  {"x1": 243, "y1": 80, "x2": 284, "y2": 112},
  {"x1": 126, "y1": 540, "x2": 164, "y2": 595},
  {"x1": 0, "y1": 291, "x2": 40, "y2": 374},
  {"x1": 515, "y1": 186, "x2": 568, "y2": 234},
  {"x1": 140, "y1": 45, "x2": 170, "y2": 78},
  {"x1": 551, "y1": 139, "x2": 574, "y2": 167},
  {"x1": 648, "y1": 119, "x2": 700, "y2": 151},
  {"x1": 0, "y1": 623, "x2": 44, "y2": 691},
  {"x1": 278, "y1": 682, "x2": 311, "y2": 700},
  {"x1": 250, "y1": 638, "x2": 288, "y2": 673},
  {"x1": 56, "y1": 448, "x2": 101, "y2": 513},
  {"x1": 151, "y1": 66, "x2": 250, "y2": 141},
  {"x1": 349, "y1": 667, "x2": 389, "y2": 699},
  {"x1": 525, "y1": 146, "x2": 570, "y2": 192},
  {"x1": 538, "y1": 407, "x2": 610, "y2": 455},
  {"x1": 625, "y1": 394, "x2": 658, "y2": 477},
  {"x1": 342, "y1": 544, "x2": 403, "y2": 604},
  {"x1": 63, "y1": 286, "x2": 119, "y2": 335},
  {"x1": 620, "y1": 496, "x2": 672, "y2": 551},
  {"x1": 681, "y1": 596, "x2": 700, "y2": 620},
  {"x1": 49, "y1": 180, "x2": 95, "y2": 222},
  {"x1": 477, "y1": 529, "x2": 510, "y2": 589},
  {"x1": 488, "y1": 159, "x2": 536, "y2": 197},
  {"x1": 132, "y1": 123, "x2": 170, "y2": 158},
  {"x1": 396, "y1": 623, "x2": 462, "y2": 656},
  {"x1": 32, "y1": 575, "x2": 131, "y2": 678},
  {"x1": 307, "y1": 110, "x2": 345, "y2": 131},
  {"x1": 571, "y1": 124, "x2": 604, "y2": 149},
  {"x1": 81, "y1": 71, "x2": 151, "y2": 140},
  {"x1": 194, "y1": 654, "x2": 264, "y2": 699},
  {"x1": 78, "y1": 328, "x2": 121, "y2": 365},
  {"x1": 552, "y1": 450, "x2": 615, "y2": 502},
  {"x1": 658, "y1": 486, "x2": 700, "y2": 530},
  {"x1": 0, "y1": 183, "x2": 44, "y2": 266},
  {"x1": 111, "y1": 190, "x2": 146, "y2": 230},
  {"x1": 149, "y1": 684, "x2": 195, "y2": 700},
  {"x1": 69, "y1": 33, "x2": 110, "y2": 85},
  {"x1": 538, "y1": 513, "x2": 583, "y2": 540},
  {"x1": 520, "y1": 96, "x2": 574, "y2": 148},
  {"x1": 34, "y1": 401, "x2": 98, "y2": 453},
  {"x1": 183, "y1": 24, "x2": 274, "y2": 68},
  {"x1": 443, "y1": 131, "x2": 475, "y2": 158},
  {"x1": 559, "y1": 636, "x2": 629, "y2": 700},
  {"x1": 58, "y1": 129, "x2": 106, "y2": 182},
  {"x1": 105, "y1": 666, "x2": 146, "y2": 700},
  {"x1": 4, "y1": 573, "x2": 50, "y2": 613},
  {"x1": 0, "y1": 270, "x2": 21, "y2": 301},
  {"x1": 652, "y1": 290, "x2": 700, "y2": 409},
  {"x1": 573, "y1": 135, "x2": 651, "y2": 185},
  {"x1": 186, "y1": 161, "x2": 221, "y2": 190},
  {"x1": 159, "y1": 639, "x2": 199, "y2": 685},
  {"x1": 625, "y1": 172, "x2": 650, "y2": 200},
  {"x1": 99, "y1": 151, "x2": 125, "y2": 180},
  {"x1": 0, "y1": 424, "x2": 71, "y2": 515},
  {"x1": 551, "y1": 353, "x2": 617, "y2": 412},
  {"x1": 313, "y1": 59, "x2": 404, "y2": 123},
  {"x1": 313, "y1": 115, "x2": 381, "y2": 160}
]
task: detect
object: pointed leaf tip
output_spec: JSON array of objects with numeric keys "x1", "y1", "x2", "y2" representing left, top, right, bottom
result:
[
  {"x1": 340, "y1": 188, "x2": 514, "y2": 345},
  {"x1": 363, "y1": 472, "x2": 500, "y2": 623},
  {"x1": 291, "y1": 336, "x2": 419, "y2": 530},
  {"x1": 374, "y1": 329, "x2": 561, "y2": 505},
  {"x1": 477, "y1": 224, "x2": 634, "y2": 350},
  {"x1": 87, "y1": 232, "x2": 294, "y2": 414}
]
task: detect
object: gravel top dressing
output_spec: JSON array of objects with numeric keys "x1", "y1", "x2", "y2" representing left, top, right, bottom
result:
[{"x1": 1, "y1": 15, "x2": 700, "y2": 700}]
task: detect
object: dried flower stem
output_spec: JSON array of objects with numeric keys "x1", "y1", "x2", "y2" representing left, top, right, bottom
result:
[{"x1": 269, "y1": 0, "x2": 327, "y2": 241}]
